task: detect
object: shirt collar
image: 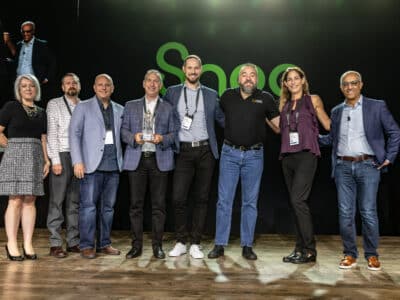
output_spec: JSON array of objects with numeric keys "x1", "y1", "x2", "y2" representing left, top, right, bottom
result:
[
  {"x1": 24, "y1": 36, "x2": 35, "y2": 46},
  {"x1": 183, "y1": 82, "x2": 201, "y2": 91},
  {"x1": 344, "y1": 95, "x2": 363, "y2": 108}
]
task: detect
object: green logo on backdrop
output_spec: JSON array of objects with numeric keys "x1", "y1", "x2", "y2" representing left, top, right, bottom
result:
[{"x1": 156, "y1": 42, "x2": 295, "y2": 96}]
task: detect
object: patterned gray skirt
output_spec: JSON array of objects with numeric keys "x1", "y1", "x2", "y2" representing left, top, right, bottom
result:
[{"x1": 0, "y1": 137, "x2": 44, "y2": 196}]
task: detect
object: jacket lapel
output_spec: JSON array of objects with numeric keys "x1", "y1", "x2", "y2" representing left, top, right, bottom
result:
[
  {"x1": 91, "y1": 97, "x2": 105, "y2": 127},
  {"x1": 361, "y1": 97, "x2": 370, "y2": 135}
]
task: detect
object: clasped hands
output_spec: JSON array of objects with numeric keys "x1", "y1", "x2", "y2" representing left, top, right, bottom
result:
[{"x1": 134, "y1": 133, "x2": 163, "y2": 145}]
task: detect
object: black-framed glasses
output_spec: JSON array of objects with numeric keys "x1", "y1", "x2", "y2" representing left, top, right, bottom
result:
[{"x1": 21, "y1": 30, "x2": 33, "y2": 34}]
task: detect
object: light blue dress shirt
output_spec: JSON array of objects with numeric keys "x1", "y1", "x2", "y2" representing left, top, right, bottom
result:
[
  {"x1": 177, "y1": 84, "x2": 209, "y2": 142},
  {"x1": 17, "y1": 37, "x2": 35, "y2": 76},
  {"x1": 337, "y1": 96, "x2": 375, "y2": 157}
]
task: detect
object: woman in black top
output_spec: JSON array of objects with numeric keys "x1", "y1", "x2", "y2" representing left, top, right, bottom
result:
[{"x1": 0, "y1": 74, "x2": 50, "y2": 261}]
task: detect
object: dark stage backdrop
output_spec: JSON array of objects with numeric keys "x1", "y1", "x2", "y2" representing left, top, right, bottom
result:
[{"x1": 1, "y1": 0, "x2": 400, "y2": 236}]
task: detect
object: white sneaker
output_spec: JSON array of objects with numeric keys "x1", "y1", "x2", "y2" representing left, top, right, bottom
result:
[
  {"x1": 189, "y1": 244, "x2": 204, "y2": 259},
  {"x1": 168, "y1": 242, "x2": 187, "y2": 257}
]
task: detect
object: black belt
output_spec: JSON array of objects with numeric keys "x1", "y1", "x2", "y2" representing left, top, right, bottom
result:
[
  {"x1": 180, "y1": 140, "x2": 209, "y2": 150},
  {"x1": 337, "y1": 154, "x2": 374, "y2": 162},
  {"x1": 224, "y1": 139, "x2": 263, "y2": 151},
  {"x1": 142, "y1": 151, "x2": 155, "y2": 158}
]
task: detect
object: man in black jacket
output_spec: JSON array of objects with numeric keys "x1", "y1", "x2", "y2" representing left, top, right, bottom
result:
[{"x1": 15, "y1": 21, "x2": 56, "y2": 103}]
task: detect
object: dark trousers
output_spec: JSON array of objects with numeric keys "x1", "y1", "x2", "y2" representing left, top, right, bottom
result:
[
  {"x1": 47, "y1": 152, "x2": 80, "y2": 247},
  {"x1": 172, "y1": 145, "x2": 215, "y2": 245},
  {"x1": 282, "y1": 151, "x2": 317, "y2": 255},
  {"x1": 128, "y1": 156, "x2": 168, "y2": 248}
]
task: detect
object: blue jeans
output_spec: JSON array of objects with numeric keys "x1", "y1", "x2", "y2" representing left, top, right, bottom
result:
[
  {"x1": 334, "y1": 158, "x2": 380, "y2": 259},
  {"x1": 79, "y1": 171, "x2": 120, "y2": 250},
  {"x1": 215, "y1": 144, "x2": 264, "y2": 247}
]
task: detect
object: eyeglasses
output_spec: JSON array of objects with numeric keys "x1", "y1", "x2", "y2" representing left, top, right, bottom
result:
[
  {"x1": 21, "y1": 30, "x2": 33, "y2": 34},
  {"x1": 341, "y1": 80, "x2": 360, "y2": 87}
]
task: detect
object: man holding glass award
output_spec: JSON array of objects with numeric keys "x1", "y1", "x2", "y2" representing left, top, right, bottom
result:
[{"x1": 121, "y1": 69, "x2": 176, "y2": 259}]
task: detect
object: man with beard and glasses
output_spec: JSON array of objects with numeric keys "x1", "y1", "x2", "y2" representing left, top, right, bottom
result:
[
  {"x1": 46, "y1": 73, "x2": 81, "y2": 258},
  {"x1": 164, "y1": 54, "x2": 224, "y2": 259},
  {"x1": 208, "y1": 63, "x2": 280, "y2": 260}
]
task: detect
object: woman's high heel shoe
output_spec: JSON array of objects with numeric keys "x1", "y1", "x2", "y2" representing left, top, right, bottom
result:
[
  {"x1": 22, "y1": 246, "x2": 37, "y2": 260},
  {"x1": 5, "y1": 245, "x2": 24, "y2": 261}
]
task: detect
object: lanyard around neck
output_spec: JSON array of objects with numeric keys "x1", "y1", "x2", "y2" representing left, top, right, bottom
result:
[
  {"x1": 286, "y1": 96, "x2": 304, "y2": 131},
  {"x1": 62, "y1": 96, "x2": 73, "y2": 116},
  {"x1": 184, "y1": 87, "x2": 200, "y2": 118}
]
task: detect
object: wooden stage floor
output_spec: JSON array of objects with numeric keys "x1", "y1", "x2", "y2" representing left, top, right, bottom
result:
[{"x1": 0, "y1": 229, "x2": 399, "y2": 299}]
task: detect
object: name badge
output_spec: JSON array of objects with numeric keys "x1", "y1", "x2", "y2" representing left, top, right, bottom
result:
[
  {"x1": 181, "y1": 116, "x2": 193, "y2": 130},
  {"x1": 289, "y1": 132, "x2": 299, "y2": 146},
  {"x1": 105, "y1": 130, "x2": 114, "y2": 145}
]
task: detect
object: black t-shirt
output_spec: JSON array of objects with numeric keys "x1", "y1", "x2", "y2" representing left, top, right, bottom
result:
[
  {"x1": 0, "y1": 101, "x2": 47, "y2": 139},
  {"x1": 220, "y1": 88, "x2": 279, "y2": 147}
]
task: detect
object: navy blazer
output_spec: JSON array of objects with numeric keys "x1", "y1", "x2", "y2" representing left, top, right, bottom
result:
[
  {"x1": 319, "y1": 96, "x2": 400, "y2": 177},
  {"x1": 121, "y1": 97, "x2": 176, "y2": 172},
  {"x1": 15, "y1": 38, "x2": 56, "y2": 83},
  {"x1": 69, "y1": 96, "x2": 124, "y2": 174},
  {"x1": 163, "y1": 84, "x2": 225, "y2": 159}
]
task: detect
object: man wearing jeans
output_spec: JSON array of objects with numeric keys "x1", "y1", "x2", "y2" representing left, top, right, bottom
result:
[
  {"x1": 319, "y1": 70, "x2": 400, "y2": 270},
  {"x1": 208, "y1": 63, "x2": 280, "y2": 260},
  {"x1": 69, "y1": 74, "x2": 124, "y2": 259}
]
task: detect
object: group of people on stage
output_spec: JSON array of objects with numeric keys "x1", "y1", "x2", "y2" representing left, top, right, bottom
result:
[{"x1": 1, "y1": 21, "x2": 400, "y2": 273}]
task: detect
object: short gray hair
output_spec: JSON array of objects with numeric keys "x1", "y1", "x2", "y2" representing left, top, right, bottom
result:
[
  {"x1": 239, "y1": 63, "x2": 258, "y2": 77},
  {"x1": 14, "y1": 74, "x2": 41, "y2": 102},
  {"x1": 94, "y1": 73, "x2": 114, "y2": 85},
  {"x1": 144, "y1": 69, "x2": 163, "y2": 84},
  {"x1": 340, "y1": 70, "x2": 362, "y2": 85},
  {"x1": 21, "y1": 20, "x2": 36, "y2": 31}
]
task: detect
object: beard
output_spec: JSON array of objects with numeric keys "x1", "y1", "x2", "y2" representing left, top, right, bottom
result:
[
  {"x1": 185, "y1": 74, "x2": 200, "y2": 85},
  {"x1": 66, "y1": 88, "x2": 79, "y2": 97},
  {"x1": 239, "y1": 81, "x2": 256, "y2": 94}
]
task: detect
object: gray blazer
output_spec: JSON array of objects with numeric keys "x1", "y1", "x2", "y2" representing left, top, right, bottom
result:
[
  {"x1": 121, "y1": 97, "x2": 176, "y2": 172},
  {"x1": 69, "y1": 96, "x2": 124, "y2": 173}
]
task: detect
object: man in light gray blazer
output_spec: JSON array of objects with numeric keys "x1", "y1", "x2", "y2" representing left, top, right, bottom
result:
[
  {"x1": 122, "y1": 70, "x2": 176, "y2": 259},
  {"x1": 69, "y1": 73, "x2": 124, "y2": 259}
]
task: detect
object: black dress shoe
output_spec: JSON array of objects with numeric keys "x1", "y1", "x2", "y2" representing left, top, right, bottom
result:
[
  {"x1": 23, "y1": 247, "x2": 38, "y2": 260},
  {"x1": 208, "y1": 245, "x2": 224, "y2": 259},
  {"x1": 126, "y1": 247, "x2": 142, "y2": 259},
  {"x1": 5, "y1": 245, "x2": 24, "y2": 261},
  {"x1": 153, "y1": 245, "x2": 165, "y2": 259},
  {"x1": 283, "y1": 250, "x2": 302, "y2": 263},
  {"x1": 242, "y1": 246, "x2": 257, "y2": 260},
  {"x1": 291, "y1": 252, "x2": 316, "y2": 264}
]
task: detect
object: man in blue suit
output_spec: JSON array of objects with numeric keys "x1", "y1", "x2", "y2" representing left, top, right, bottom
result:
[
  {"x1": 69, "y1": 74, "x2": 124, "y2": 259},
  {"x1": 320, "y1": 70, "x2": 400, "y2": 271},
  {"x1": 122, "y1": 70, "x2": 176, "y2": 259},
  {"x1": 165, "y1": 54, "x2": 224, "y2": 259}
]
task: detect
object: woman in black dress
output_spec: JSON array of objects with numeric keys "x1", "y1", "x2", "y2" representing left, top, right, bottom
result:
[{"x1": 0, "y1": 74, "x2": 50, "y2": 260}]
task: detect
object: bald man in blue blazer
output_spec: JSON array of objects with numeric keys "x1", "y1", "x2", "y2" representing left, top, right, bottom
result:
[
  {"x1": 320, "y1": 70, "x2": 400, "y2": 271},
  {"x1": 70, "y1": 74, "x2": 124, "y2": 259}
]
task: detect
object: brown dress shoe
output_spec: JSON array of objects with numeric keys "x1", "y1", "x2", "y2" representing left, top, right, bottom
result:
[
  {"x1": 98, "y1": 245, "x2": 121, "y2": 255},
  {"x1": 81, "y1": 248, "x2": 96, "y2": 259},
  {"x1": 50, "y1": 246, "x2": 67, "y2": 258},
  {"x1": 339, "y1": 255, "x2": 357, "y2": 269},
  {"x1": 66, "y1": 245, "x2": 80, "y2": 253},
  {"x1": 367, "y1": 256, "x2": 381, "y2": 271}
]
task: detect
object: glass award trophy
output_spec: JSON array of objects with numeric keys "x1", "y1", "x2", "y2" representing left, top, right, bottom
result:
[{"x1": 142, "y1": 111, "x2": 154, "y2": 141}]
